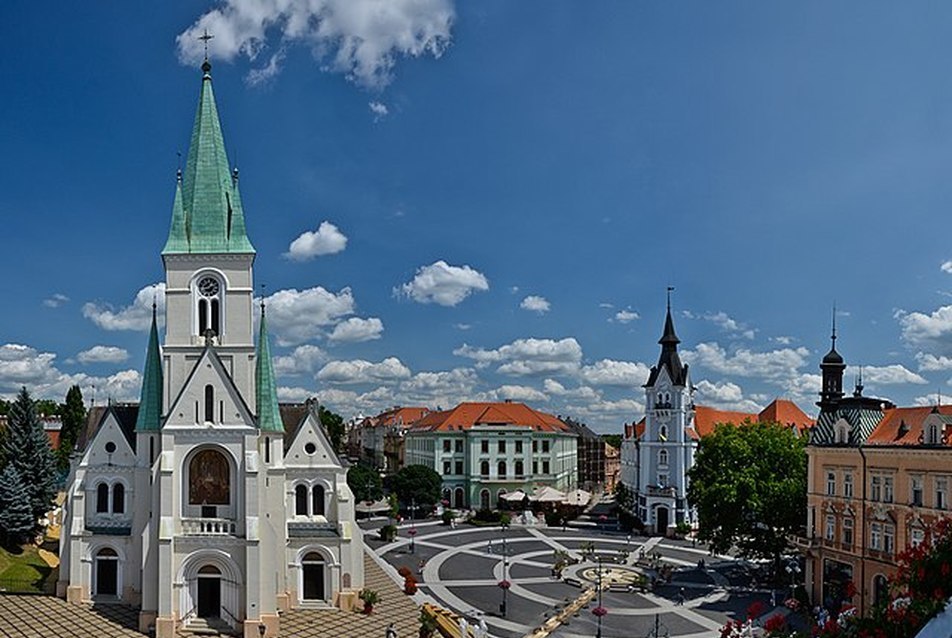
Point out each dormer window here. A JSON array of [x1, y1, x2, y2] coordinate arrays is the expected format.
[[927, 424, 940, 445], [836, 424, 849, 444], [194, 274, 223, 337]]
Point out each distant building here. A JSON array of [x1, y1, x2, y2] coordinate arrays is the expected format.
[[620, 301, 812, 535], [562, 417, 606, 490], [354, 406, 429, 473], [404, 401, 578, 510], [604, 442, 620, 492], [798, 326, 952, 616]]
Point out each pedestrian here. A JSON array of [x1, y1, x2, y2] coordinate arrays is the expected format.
[[676, 587, 685, 606], [418, 558, 426, 574], [486, 539, 493, 554], [770, 589, 777, 608], [385, 622, 398, 638], [458, 615, 469, 638]]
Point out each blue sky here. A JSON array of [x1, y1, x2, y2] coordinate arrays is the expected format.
[[3, 2, 952, 432]]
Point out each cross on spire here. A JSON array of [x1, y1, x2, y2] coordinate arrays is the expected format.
[[199, 29, 214, 61]]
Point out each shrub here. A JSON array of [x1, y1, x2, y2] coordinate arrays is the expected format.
[[545, 511, 563, 527], [441, 509, 456, 525], [378, 525, 397, 541], [675, 521, 692, 536]]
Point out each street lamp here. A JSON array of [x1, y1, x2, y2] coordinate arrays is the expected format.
[[498, 523, 510, 617], [592, 556, 608, 638], [409, 498, 419, 553], [785, 561, 801, 599]]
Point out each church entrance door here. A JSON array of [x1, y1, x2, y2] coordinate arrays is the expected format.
[[95, 548, 118, 597], [196, 566, 221, 618], [656, 506, 669, 536], [302, 553, 325, 601]]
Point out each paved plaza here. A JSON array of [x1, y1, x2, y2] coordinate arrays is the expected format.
[[366, 519, 790, 638]]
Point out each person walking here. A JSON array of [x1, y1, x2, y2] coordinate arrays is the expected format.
[[676, 587, 685, 606], [385, 622, 398, 638]]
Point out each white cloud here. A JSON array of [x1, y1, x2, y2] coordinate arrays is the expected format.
[[262, 286, 355, 345], [246, 48, 285, 85], [454, 323, 471, 331], [613, 310, 639, 323], [942, 261, 952, 274], [897, 306, 952, 354], [454, 337, 582, 376], [683, 342, 811, 383], [77, 346, 130, 365], [396, 260, 488, 306], [277, 386, 316, 402], [83, 283, 166, 331], [564, 397, 645, 420], [543, 379, 600, 401], [848, 364, 927, 386], [492, 385, 548, 403], [317, 357, 411, 384], [771, 336, 794, 345], [43, 293, 69, 308], [285, 221, 348, 260], [694, 379, 762, 412], [328, 317, 384, 343], [579, 359, 651, 387], [401, 368, 478, 395], [914, 394, 940, 407], [916, 353, 952, 372], [177, 0, 455, 89], [782, 373, 823, 403], [273, 345, 328, 376], [520, 295, 550, 314], [369, 101, 389, 121]]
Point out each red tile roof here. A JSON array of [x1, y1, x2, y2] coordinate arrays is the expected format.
[[625, 399, 813, 441], [362, 406, 430, 428], [866, 405, 952, 446], [409, 402, 570, 433]]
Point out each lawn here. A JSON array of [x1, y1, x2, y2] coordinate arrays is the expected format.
[[0, 544, 56, 593]]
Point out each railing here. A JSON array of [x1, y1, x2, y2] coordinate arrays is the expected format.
[[645, 486, 676, 497], [221, 606, 241, 628], [181, 517, 238, 536]]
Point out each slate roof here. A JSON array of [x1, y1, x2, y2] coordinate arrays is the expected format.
[[78, 404, 139, 452], [645, 306, 689, 387], [408, 401, 571, 433]]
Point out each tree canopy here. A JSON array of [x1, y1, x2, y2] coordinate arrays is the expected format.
[[318, 405, 345, 453], [687, 420, 806, 563], [57, 385, 86, 472], [347, 462, 382, 502], [390, 464, 442, 508], [3, 388, 58, 527]]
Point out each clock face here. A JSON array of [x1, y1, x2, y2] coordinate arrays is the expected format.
[[198, 277, 220, 297]]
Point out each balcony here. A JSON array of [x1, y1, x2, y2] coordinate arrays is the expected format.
[[181, 517, 239, 536], [287, 521, 339, 538], [645, 486, 676, 498]]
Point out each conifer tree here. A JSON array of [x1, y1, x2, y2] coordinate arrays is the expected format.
[[3, 388, 57, 528], [0, 465, 35, 545], [57, 385, 86, 472]]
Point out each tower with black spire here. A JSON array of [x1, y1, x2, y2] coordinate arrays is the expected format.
[[818, 309, 846, 412]]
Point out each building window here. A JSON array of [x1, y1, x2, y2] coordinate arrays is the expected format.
[[826, 471, 836, 496], [498, 440, 506, 453], [455, 440, 463, 453], [884, 524, 895, 554], [455, 461, 463, 475], [515, 460, 524, 477], [443, 461, 452, 475], [112, 483, 125, 514], [515, 441, 523, 453], [295, 484, 308, 516], [443, 440, 451, 453], [927, 424, 940, 445], [910, 527, 925, 547], [96, 483, 110, 513], [825, 516, 835, 541], [195, 275, 222, 337], [842, 518, 853, 546], [481, 441, 489, 454], [870, 522, 882, 551], [883, 477, 894, 503], [497, 461, 507, 479], [311, 485, 325, 516], [542, 460, 550, 475], [658, 450, 669, 466], [480, 461, 490, 478], [659, 426, 668, 441], [937, 478, 948, 510], [542, 440, 550, 453], [843, 473, 853, 498], [658, 473, 668, 488], [911, 476, 923, 507], [532, 461, 538, 475], [871, 476, 882, 502], [836, 424, 849, 444], [204, 385, 215, 423]]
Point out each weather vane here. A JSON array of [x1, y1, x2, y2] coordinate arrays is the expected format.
[[199, 29, 214, 60]]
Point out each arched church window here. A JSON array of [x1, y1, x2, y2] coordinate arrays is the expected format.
[[96, 483, 109, 513], [188, 449, 230, 505], [659, 450, 669, 466], [204, 385, 215, 423], [312, 485, 325, 516], [295, 485, 308, 516], [112, 483, 125, 514], [659, 425, 668, 441], [195, 275, 222, 337]]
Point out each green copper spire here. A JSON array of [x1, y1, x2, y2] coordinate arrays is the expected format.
[[162, 60, 255, 255], [255, 304, 283, 432], [135, 302, 164, 431]]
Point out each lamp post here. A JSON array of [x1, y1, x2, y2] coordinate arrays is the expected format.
[[592, 556, 607, 638], [498, 523, 510, 617], [409, 498, 419, 553], [785, 562, 801, 599]]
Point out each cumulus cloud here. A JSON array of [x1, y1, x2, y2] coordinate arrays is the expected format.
[[454, 337, 582, 376], [695, 379, 762, 412], [43, 293, 69, 308], [520, 295, 551, 314], [262, 286, 355, 345], [77, 346, 130, 365], [369, 100, 389, 121], [683, 342, 811, 383], [613, 310, 639, 323], [848, 364, 927, 386], [328, 317, 384, 343], [396, 260, 488, 306], [563, 397, 645, 420], [285, 221, 348, 260], [83, 283, 166, 331], [0, 343, 141, 402], [916, 353, 952, 372], [492, 385, 548, 403], [317, 357, 411, 384], [401, 368, 478, 395], [897, 306, 952, 354], [177, 0, 455, 89], [942, 261, 952, 274], [273, 345, 328, 376], [579, 359, 651, 387], [543, 379, 600, 401], [686, 311, 755, 339]]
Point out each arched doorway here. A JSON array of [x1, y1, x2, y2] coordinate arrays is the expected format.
[[655, 506, 669, 535], [873, 574, 888, 607], [196, 565, 221, 618], [301, 552, 325, 601], [454, 487, 464, 509], [94, 547, 119, 597], [480, 489, 490, 510]]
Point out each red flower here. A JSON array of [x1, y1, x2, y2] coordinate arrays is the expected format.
[[764, 613, 787, 631], [746, 600, 766, 619], [592, 606, 608, 618], [497, 579, 511, 590]]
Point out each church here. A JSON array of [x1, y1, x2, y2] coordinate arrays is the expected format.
[[57, 59, 364, 638]]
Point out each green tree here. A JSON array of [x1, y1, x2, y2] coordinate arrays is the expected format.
[[3, 388, 58, 528], [390, 464, 442, 508], [347, 463, 382, 502], [57, 385, 86, 472], [34, 399, 59, 417], [687, 420, 806, 568], [318, 405, 345, 453], [0, 465, 36, 545], [602, 434, 622, 449]]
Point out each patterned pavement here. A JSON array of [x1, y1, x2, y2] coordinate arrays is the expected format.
[[0, 553, 421, 638]]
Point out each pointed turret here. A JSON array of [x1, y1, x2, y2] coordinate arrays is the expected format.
[[818, 307, 846, 410], [162, 60, 254, 255], [135, 303, 164, 431], [645, 289, 689, 387], [255, 304, 283, 432]]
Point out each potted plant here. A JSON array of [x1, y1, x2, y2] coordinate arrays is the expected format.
[[419, 609, 439, 638], [358, 588, 380, 614], [404, 575, 418, 595]]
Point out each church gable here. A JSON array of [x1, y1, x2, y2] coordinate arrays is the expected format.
[[82, 410, 136, 467], [164, 346, 255, 428], [285, 410, 342, 469]]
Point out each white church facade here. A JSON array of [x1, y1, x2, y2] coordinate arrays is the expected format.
[[57, 59, 364, 638]]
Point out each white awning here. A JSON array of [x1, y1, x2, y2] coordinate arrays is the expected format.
[[562, 489, 591, 506], [531, 486, 566, 502], [500, 490, 527, 502]]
